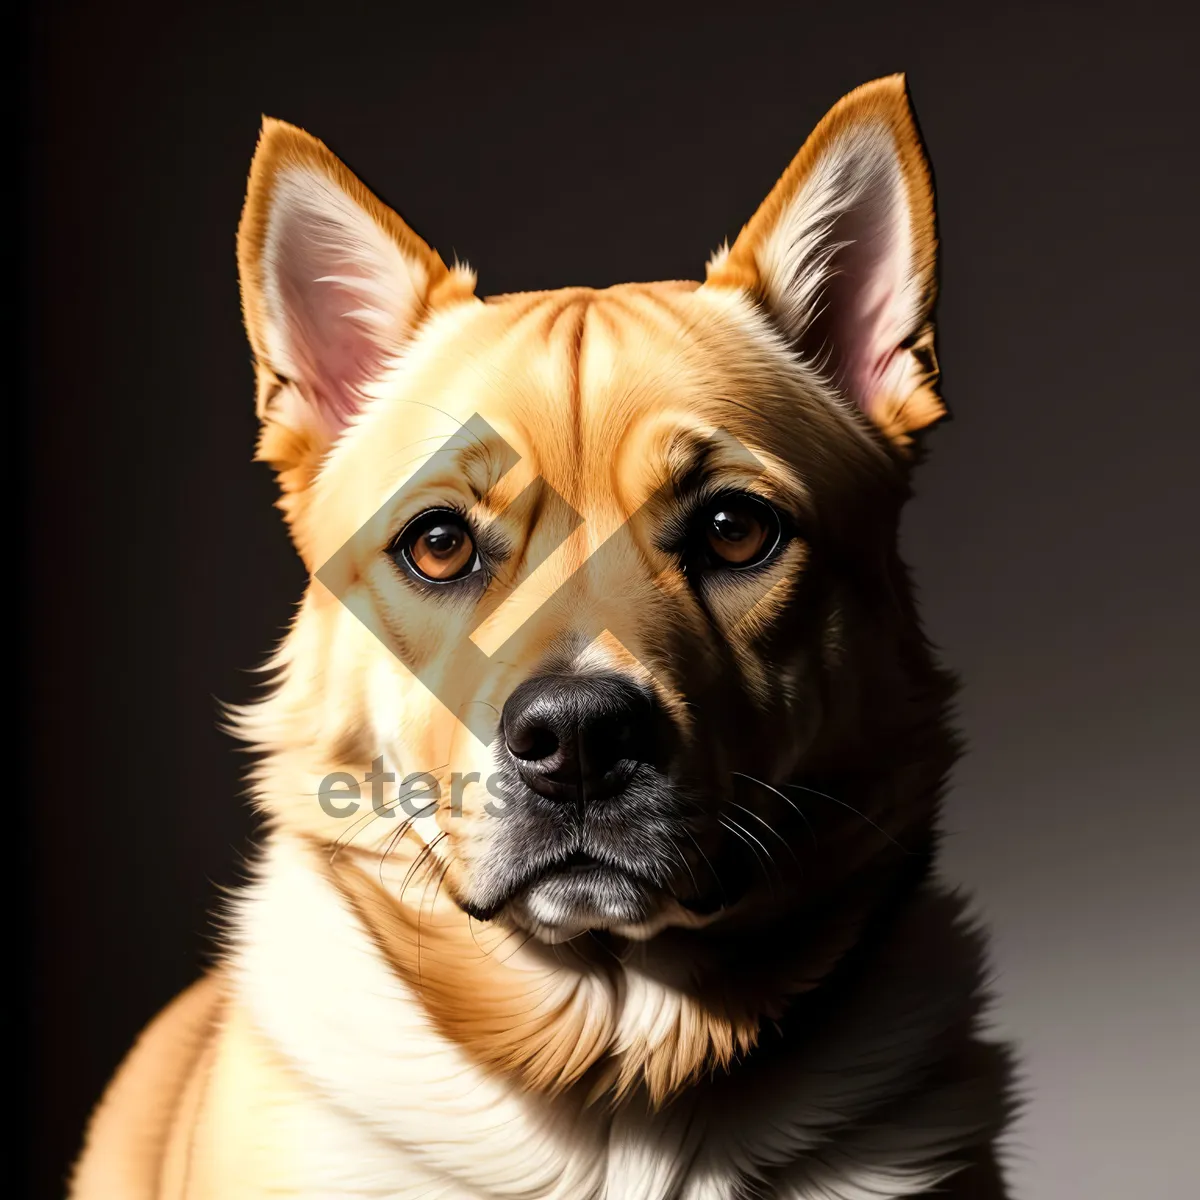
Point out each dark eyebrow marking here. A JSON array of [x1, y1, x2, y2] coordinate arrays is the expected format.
[[666, 429, 720, 499], [662, 425, 813, 524]]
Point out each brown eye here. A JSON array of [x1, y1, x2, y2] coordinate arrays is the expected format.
[[394, 510, 480, 583], [702, 493, 781, 568]]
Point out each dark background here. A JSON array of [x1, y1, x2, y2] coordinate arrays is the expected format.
[[24, 1, 1199, 1195]]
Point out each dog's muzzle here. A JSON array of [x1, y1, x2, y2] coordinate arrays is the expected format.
[[463, 671, 684, 934]]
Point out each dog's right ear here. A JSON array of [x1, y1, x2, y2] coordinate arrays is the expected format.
[[237, 118, 476, 550]]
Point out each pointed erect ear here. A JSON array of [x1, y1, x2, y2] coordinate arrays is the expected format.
[[704, 75, 943, 446], [237, 119, 477, 524]]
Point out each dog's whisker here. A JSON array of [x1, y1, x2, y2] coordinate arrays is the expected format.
[[721, 814, 777, 871], [494, 929, 538, 967], [782, 781, 912, 855], [719, 815, 777, 893], [665, 839, 703, 900], [481, 922, 528, 961], [384, 398, 491, 451], [332, 801, 408, 864], [732, 771, 818, 853], [328, 760, 451, 864], [397, 831, 445, 901], [428, 856, 454, 918], [466, 911, 521, 960], [415, 838, 452, 985], [681, 827, 726, 907], [376, 814, 422, 888], [724, 797, 802, 869]]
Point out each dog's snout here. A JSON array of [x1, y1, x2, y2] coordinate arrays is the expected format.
[[501, 674, 656, 801]]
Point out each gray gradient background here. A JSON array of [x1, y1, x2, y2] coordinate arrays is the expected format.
[[25, 1, 1199, 1195]]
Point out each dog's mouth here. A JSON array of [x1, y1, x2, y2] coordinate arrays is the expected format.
[[470, 851, 663, 938]]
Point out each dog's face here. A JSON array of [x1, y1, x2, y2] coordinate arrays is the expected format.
[[237, 76, 944, 944]]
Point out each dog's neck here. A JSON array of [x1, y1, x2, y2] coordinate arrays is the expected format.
[[318, 788, 935, 1109]]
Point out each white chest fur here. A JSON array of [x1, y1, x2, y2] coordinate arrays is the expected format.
[[229, 837, 1000, 1199]]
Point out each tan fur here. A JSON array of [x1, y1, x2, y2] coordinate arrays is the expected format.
[[73, 77, 1009, 1199], [71, 976, 226, 1198]]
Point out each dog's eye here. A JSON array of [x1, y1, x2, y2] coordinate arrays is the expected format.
[[392, 509, 481, 583], [698, 493, 782, 570]]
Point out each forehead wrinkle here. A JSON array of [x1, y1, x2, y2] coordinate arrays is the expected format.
[[622, 286, 722, 351], [456, 437, 524, 506], [555, 297, 587, 487], [578, 292, 710, 450], [483, 298, 590, 499]]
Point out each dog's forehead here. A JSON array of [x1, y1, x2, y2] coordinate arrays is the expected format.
[[323, 279, 877, 540], [410, 287, 772, 471], [462, 281, 740, 489]]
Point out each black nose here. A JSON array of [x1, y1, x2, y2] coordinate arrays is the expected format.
[[501, 674, 657, 801]]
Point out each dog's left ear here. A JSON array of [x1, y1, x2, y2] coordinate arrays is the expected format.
[[237, 118, 477, 548], [704, 75, 942, 446]]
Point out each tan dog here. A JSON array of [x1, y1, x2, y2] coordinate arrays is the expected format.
[[72, 75, 1012, 1199]]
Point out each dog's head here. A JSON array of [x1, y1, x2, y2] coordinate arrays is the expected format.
[[236, 75, 950, 950]]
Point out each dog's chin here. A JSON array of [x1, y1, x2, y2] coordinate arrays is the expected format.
[[507, 862, 662, 942]]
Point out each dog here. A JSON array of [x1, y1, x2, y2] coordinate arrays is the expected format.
[[71, 74, 1013, 1198]]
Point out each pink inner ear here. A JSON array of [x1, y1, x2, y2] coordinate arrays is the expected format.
[[797, 180, 915, 420], [263, 168, 423, 437], [276, 264, 383, 432]]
